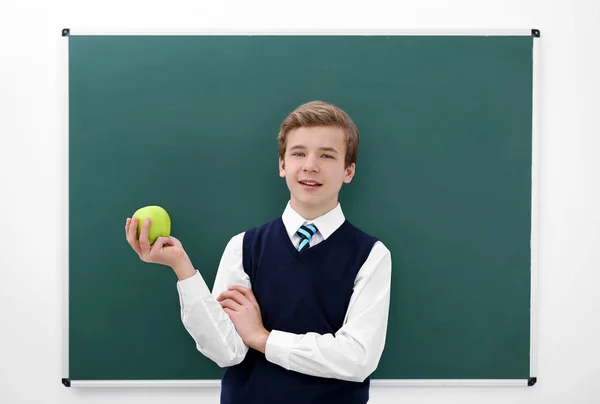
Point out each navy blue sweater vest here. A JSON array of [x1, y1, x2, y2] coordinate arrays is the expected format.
[[220, 217, 378, 404]]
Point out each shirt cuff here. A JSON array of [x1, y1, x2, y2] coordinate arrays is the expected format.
[[265, 330, 301, 370], [176, 270, 211, 307]]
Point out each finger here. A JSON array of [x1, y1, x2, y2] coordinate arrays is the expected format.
[[128, 217, 139, 240], [126, 217, 143, 258], [153, 237, 173, 248], [218, 291, 242, 304], [216, 290, 230, 302], [219, 290, 252, 306], [126, 218, 133, 238], [226, 287, 256, 308], [220, 298, 242, 312], [139, 217, 151, 255], [229, 285, 259, 307], [217, 288, 246, 301]]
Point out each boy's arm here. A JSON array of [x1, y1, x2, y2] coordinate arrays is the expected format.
[[265, 241, 392, 383], [176, 233, 250, 367]]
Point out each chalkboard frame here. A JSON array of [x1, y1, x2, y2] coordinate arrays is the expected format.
[[60, 28, 541, 388]]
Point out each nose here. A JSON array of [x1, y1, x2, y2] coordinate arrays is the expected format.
[[302, 153, 320, 173]]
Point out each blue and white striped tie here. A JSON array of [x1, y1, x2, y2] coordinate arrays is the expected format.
[[297, 224, 318, 251]]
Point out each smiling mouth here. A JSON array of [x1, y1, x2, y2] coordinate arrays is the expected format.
[[299, 181, 322, 187]]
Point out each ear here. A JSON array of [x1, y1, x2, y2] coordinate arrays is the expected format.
[[343, 163, 356, 184], [279, 157, 286, 178]]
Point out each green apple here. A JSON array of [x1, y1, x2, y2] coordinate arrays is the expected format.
[[133, 205, 171, 245]]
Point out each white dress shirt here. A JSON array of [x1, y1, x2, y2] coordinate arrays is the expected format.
[[176, 202, 392, 383]]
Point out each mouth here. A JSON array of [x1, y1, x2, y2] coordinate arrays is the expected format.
[[298, 180, 322, 188]]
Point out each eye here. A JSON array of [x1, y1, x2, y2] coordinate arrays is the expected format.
[[322, 154, 334, 159], [292, 152, 305, 157]]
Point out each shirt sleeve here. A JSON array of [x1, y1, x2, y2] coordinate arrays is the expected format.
[[264, 241, 392, 382], [176, 232, 250, 368]]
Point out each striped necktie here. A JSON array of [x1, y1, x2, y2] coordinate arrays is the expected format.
[[297, 224, 318, 251]]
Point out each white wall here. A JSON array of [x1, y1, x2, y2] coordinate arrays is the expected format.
[[1, 0, 599, 403]]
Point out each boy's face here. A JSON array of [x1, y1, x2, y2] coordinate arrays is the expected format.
[[279, 126, 355, 217]]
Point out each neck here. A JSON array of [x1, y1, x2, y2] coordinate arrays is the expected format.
[[290, 199, 338, 221]]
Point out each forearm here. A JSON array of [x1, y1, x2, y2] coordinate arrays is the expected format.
[[248, 329, 270, 353], [265, 308, 388, 382], [177, 271, 249, 367], [171, 254, 197, 281]]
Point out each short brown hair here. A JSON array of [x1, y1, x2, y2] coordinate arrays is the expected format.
[[278, 101, 359, 167]]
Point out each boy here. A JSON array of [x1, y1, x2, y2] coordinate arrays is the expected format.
[[125, 101, 392, 403]]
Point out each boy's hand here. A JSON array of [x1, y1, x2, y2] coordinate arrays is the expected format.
[[217, 286, 270, 353], [125, 217, 194, 279]]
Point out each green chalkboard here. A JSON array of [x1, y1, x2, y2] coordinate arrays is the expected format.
[[65, 32, 537, 386]]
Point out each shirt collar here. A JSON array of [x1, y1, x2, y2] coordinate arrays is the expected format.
[[281, 201, 345, 241]]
